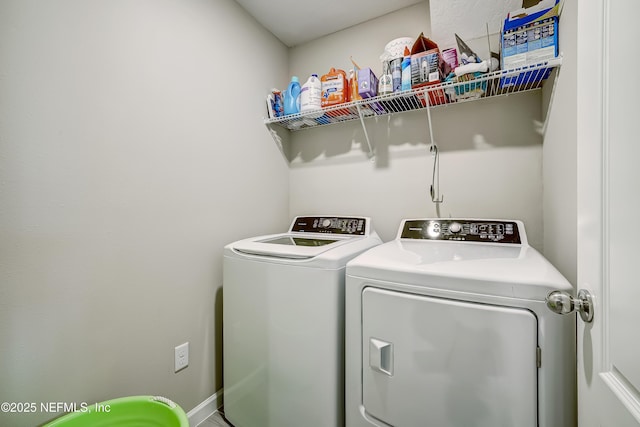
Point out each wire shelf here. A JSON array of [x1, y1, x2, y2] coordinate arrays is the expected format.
[[264, 58, 562, 131]]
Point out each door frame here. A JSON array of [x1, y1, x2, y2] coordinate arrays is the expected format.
[[576, 0, 640, 425]]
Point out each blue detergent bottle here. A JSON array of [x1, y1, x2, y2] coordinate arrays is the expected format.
[[284, 76, 301, 115], [401, 47, 412, 91]]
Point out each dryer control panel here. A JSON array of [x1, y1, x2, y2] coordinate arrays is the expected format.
[[291, 216, 368, 235], [400, 219, 522, 244]]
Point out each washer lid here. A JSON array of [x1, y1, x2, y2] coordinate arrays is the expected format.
[[232, 233, 355, 259], [228, 215, 376, 260], [346, 239, 572, 300]]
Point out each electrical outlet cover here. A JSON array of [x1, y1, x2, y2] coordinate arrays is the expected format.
[[174, 342, 189, 372]]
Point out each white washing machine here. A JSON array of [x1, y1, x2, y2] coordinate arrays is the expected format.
[[345, 218, 576, 427], [223, 216, 381, 427]]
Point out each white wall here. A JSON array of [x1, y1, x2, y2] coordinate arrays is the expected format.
[[542, 0, 578, 285], [0, 1, 288, 425], [288, 2, 545, 247]]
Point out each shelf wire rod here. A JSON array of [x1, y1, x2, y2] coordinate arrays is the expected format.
[[355, 103, 375, 160], [538, 60, 562, 136]]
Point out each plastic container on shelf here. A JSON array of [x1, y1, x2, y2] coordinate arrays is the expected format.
[[401, 47, 412, 91], [300, 74, 323, 118], [266, 89, 284, 119], [272, 89, 284, 117], [378, 61, 393, 96], [381, 37, 414, 61], [390, 58, 402, 92], [283, 76, 301, 115], [349, 69, 362, 102], [321, 68, 348, 107]]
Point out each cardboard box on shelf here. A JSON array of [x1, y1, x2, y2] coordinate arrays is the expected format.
[[501, 0, 559, 70], [408, 32, 451, 106], [499, 0, 560, 89], [411, 51, 442, 87], [357, 68, 378, 99], [409, 33, 449, 89]]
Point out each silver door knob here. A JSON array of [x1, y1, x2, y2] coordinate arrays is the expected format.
[[546, 289, 594, 323]]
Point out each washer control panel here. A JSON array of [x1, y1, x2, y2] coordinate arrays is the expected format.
[[400, 219, 521, 244], [291, 216, 367, 235]]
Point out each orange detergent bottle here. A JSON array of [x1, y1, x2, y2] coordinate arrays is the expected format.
[[349, 69, 362, 102], [321, 68, 348, 107]]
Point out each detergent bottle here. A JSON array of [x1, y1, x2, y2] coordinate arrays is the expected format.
[[300, 74, 322, 113], [401, 46, 412, 91], [378, 61, 393, 95], [283, 76, 301, 115], [321, 68, 348, 107], [349, 69, 362, 102]]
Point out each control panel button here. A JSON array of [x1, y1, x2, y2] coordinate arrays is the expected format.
[[449, 222, 462, 233]]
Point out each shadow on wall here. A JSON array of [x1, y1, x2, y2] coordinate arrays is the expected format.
[[284, 91, 542, 168]]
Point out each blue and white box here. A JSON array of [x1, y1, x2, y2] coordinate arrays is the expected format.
[[501, 0, 559, 69]]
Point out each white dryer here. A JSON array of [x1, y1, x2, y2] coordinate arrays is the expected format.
[[345, 218, 576, 427], [223, 216, 381, 427]]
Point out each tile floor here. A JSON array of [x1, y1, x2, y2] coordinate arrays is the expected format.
[[196, 409, 233, 426]]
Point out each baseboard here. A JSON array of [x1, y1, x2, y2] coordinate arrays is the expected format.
[[187, 389, 223, 427]]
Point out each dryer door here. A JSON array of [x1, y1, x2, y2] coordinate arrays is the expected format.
[[362, 288, 538, 427]]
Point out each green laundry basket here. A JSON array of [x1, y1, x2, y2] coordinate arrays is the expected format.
[[44, 395, 189, 427]]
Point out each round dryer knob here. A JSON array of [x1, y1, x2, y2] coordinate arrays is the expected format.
[[321, 218, 332, 228], [449, 222, 462, 233]]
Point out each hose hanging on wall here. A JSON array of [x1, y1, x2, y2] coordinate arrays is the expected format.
[[425, 91, 443, 218]]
